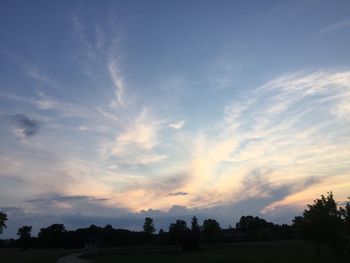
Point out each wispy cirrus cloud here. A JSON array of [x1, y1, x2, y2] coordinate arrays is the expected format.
[[110, 108, 167, 165], [88, 69, 350, 213], [72, 13, 126, 107], [108, 59, 126, 107], [27, 68, 62, 90], [170, 70, 350, 211], [72, 14, 96, 60], [319, 19, 350, 33], [0, 91, 112, 124], [331, 96, 350, 120], [0, 92, 87, 118], [3, 69, 349, 215]]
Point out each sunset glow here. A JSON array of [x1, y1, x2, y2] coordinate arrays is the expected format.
[[0, 0, 350, 238]]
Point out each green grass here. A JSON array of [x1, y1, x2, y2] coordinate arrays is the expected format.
[[0, 248, 78, 263], [81, 241, 350, 263]]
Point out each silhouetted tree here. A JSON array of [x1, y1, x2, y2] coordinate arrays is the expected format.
[[236, 215, 274, 241], [38, 224, 66, 248], [143, 217, 155, 235], [169, 219, 188, 244], [143, 217, 155, 244], [17, 225, 32, 249], [0, 211, 8, 235], [182, 216, 201, 251], [156, 228, 169, 246], [338, 197, 350, 251], [340, 198, 350, 227], [292, 216, 305, 239], [104, 224, 113, 230], [293, 192, 343, 250], [191, 216, 200, 233], [2, 192, 348, 250], [203, 219, 222, 243]]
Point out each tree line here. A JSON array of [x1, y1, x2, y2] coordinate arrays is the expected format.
[[0, 192, 349, 252]]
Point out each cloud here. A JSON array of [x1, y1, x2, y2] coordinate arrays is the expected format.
[[96, 107, 118, 122], [168, 192, 188, 196], [0, 92, 92, 119], [0, 188, 306, 239], [78, 126, 88, 131], [2, 67, 350, 238], [10, 114, 39, 138], [319, 19, 350, 33], [0, 172, 344, 239], [99, 70, 350, 213], [26, 195, 109, 203], [106, 171, 190, 212], [108, 59, 125, 107], [22, 193, 120, 219], [111, 108, 167, 165], [27, 68, 61, 90], [331, 97, 350, 120], [34, 92, 83, 116], [172, 70, 350, 211], [0, 92, 36, 105], [72, 15, 96, 59], [169, 120, 185, 129]]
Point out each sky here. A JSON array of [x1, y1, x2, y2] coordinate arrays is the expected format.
[[1, 0, 350, 238]]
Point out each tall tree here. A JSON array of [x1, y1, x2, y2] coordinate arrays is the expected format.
[[236, 215, 273, 240], [0, 211, 8, 235], [293, 192, 343, 248], [339, 197, 350, 247], [187, 216, 201, 251], [169, 219, 188, 243], [17, 225, 32, 249], [38, 224, 66, 248], [191, 216, 200, 232], [143, 217, 155, 235], [339, 198, 350, 225], [203, 219, 222, 243]]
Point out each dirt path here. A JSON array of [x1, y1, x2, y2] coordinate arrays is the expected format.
[[56, 253, 89, 263]]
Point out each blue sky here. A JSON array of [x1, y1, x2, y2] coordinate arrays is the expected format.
[[1, 0, 350, 238]]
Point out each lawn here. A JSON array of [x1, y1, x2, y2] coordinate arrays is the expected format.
[[0, 248, 78, 263], [80, 241, 350, 263]]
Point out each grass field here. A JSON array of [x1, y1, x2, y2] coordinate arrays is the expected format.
[[0, 248, 78, 263], [80, 241, 350, 263]]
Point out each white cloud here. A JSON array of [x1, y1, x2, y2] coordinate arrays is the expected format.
[[331, 95, 350, 120], [0, 92, 35, 104], [108, 59, 125, 107], [169, 120, 185, 129], [27, 68, 61, 90], [91, 69, 350, 211], [176, 70, 350, 210], [72, 15, 95, 59], [319, 19, 350, 33], [113, 109, 158, 152], [111, 108, 167, 165], [34, 92, 89, 118], [2, 68, 350, 218]]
